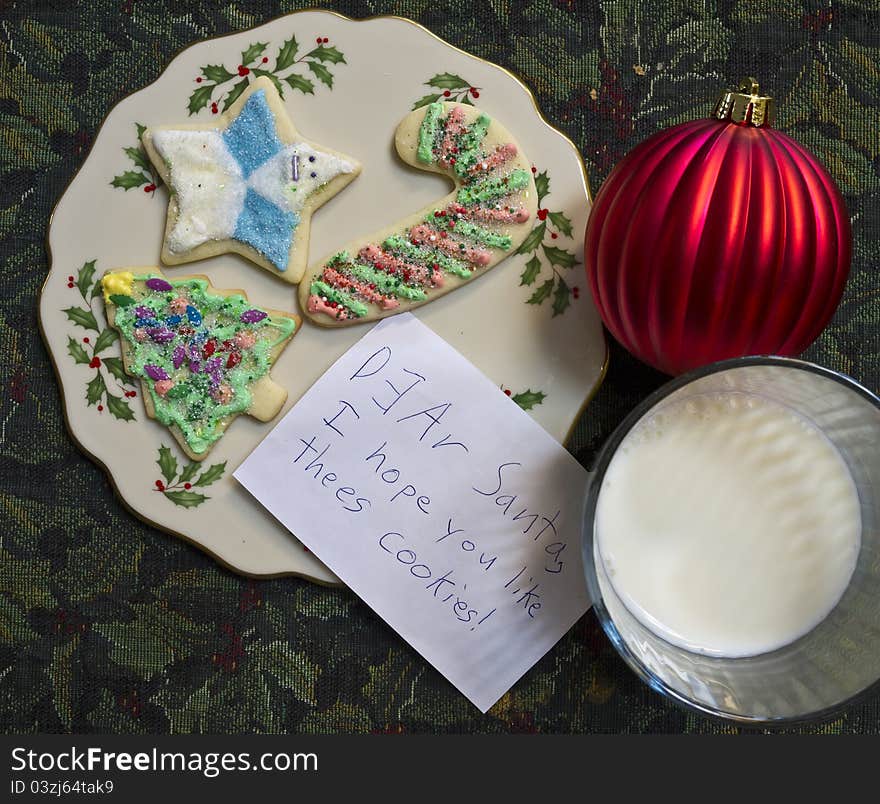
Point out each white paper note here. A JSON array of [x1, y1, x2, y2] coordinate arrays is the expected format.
[[234, 313, 590, 712]]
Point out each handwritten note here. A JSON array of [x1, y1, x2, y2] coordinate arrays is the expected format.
[[234, 313, 590, 712]]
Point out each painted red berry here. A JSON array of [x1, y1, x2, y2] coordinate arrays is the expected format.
[[155, 479, 165, 490], [471, 90, 480, 99], [537, 208, 548, 221], [211, 102, 219, 114], [531, 166, 537, 173], [89, 356, 101, 369], [443, 90, 451, 97], [573, 287, 580, 299], [144, 184, 156, 193], [261, 56, 268, 63], [504, 389, 512, 396], [67, 275, 74, 281], [323, 37, 329, 43], [67, 282, 74, 288], [551, 232, 558, 239], [97, 404, 103, 412], [82, 337, 90, 344], [196, 77, 202, 83], [316, 37, 322, 43], [184, 483, 192, 490], [237, 65, 249, 76]]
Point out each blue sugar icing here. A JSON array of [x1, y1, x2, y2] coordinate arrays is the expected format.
[[222, 90, 282, 178], [234, 188, 298, 271]]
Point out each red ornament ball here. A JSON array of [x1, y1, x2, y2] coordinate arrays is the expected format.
[[585, 79, 851, 376]]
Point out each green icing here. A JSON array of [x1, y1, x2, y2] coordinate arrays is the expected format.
[[383, 235, 472, 278], [417, 102, 444, 164], [344, 260, 428, 301], [456, 169, 531, 206], [453, 113, 491, 177], [310, 281, 370, 317], [111, 275, 295, 456], [427, 214, 513, 250]]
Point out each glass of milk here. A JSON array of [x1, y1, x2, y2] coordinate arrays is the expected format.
[[583, 356, 880, 724]]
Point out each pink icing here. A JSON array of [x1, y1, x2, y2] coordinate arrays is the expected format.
[[212, 383, 234, 404], [322, 266, 399, 310], [447, 204, 530, 224], [169, 296, 188, 315], [154, 379, 174, 397], [358, 245, 438, 287], [308, 294, 352, 320], [234, 330, 257, 350], [437, 106, 466, 166], [468, 142, 518, 174], [410, 224, 491, 267]]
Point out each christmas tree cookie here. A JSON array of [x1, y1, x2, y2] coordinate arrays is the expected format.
[[142, 76, 360, 284], [299, 101, 537, 325], [101, 270, 299, 460]]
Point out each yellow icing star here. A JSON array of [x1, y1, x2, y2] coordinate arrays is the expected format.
[[101, 271, 135, 302]]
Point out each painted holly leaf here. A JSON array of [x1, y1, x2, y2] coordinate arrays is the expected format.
[[135, 122, 147, 140], [194, 462, 226, 487], [528, 278, 554, 305], [284, 74, 315, 95], [123, 146, 150, 172], [110, 170, 149, 190], [517, 222, 546, 254], [67, 336, 89, 365], [520, 255, 541, 286], [165, 490, 210, 508], [460, 95, 474, 106], [552, 277, 572, 316], [241, 41, 268, 66], [92, 328, 118, 354], [223, 78, 249, 111], [86, 373, 105, 405], [547, 210, 573, 238], [412, 93, 441, 110], [76, 260, 96, 299], [157, 445, 178, 484], [534, 170, 550, 205], [427, 73, 470, 89], [202, 64, 234, 84], [106, 393, 135, 421], [305, 45, 345, 64], [252, 68, 285, 98], [274, 36, 299, 71], [188, 84, 215, 115], [179, 462, 201, 483], [307, 61, 333, 89], [64, 306, 99, 331], [543, 245, 578, 269], [512, 389, 546, 410], [102, 356, 130, 384]]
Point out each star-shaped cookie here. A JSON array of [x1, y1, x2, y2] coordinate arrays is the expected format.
[[142, 76, 360, 284]]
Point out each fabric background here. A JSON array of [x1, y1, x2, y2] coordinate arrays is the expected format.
[[2, 0, 878, 734]]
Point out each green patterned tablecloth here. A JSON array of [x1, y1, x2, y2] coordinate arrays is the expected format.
[[2, 0, 878, 734]]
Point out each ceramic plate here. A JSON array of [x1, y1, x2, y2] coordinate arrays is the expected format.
[[40, 11, 607, 585]]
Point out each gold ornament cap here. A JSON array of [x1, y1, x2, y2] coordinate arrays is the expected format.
[[712, 78, 775, 127]]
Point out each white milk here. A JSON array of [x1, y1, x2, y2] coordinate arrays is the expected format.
[[595, 392, 861, 657]]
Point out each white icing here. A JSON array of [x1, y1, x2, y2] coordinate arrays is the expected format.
[[247, 144, 356, 215], [151, 129, 356, 258], [151, 130, 245, 253]]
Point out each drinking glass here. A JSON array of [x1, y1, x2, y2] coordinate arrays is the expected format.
[[582, 356, 880, 725]]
